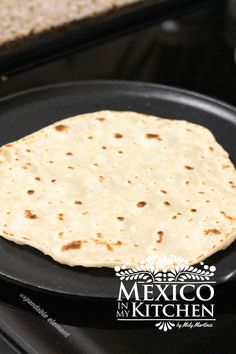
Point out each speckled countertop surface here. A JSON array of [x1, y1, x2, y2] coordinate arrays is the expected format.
[[0, 0, 142, 45]]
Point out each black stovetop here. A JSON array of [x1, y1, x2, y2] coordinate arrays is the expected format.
[[1, 276, 236, 354], [0, 2, 236, 353]]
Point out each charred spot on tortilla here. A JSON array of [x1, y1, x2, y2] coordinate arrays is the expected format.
[[75, 200, 82, 205], [58, 213, 64, 221], [27, 190, 35, 195], [156, 231, 164, 243], [204, 229, 221, 235], [55, 124, 69, 132], [145, 133, 162, 141], [62, 240, 82, 251], [24, 210, 38, 219], [114, 133, 123, 139], [137, 201, 147, 208]]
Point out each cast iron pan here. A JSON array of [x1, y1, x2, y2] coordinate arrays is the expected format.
[[0, 81, 235, 299]]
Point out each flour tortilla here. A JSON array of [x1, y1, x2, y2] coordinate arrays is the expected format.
[[0, 110, 235, 268]]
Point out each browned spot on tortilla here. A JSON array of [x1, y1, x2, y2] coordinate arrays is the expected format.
[[106, 244, 113, 251], [5, 144, 13, 147], [117, 216, 125, 221], [96, 117, 105, 121], [58, 232, 64, 238], [55, 124, 69, 132], [24, 210, 38, 219], [95, 239, 113, 251], [88, 136, 94, 140], [22, 162, 31, 169], [229, 181, 236, 189], [68, 166, 74, 169], [160, 190, 167, 194], [6, 212, 11, 215], [206, 200, 210, 203], [62, 240, 82, 251], [221, 211, 236, 221], [223, 165, 230, 169], [118, 151, 123, 154], [209, 146, 214, 152], [93, 163, 99, 166], [102, 146, 107, 150], [145, 133, 162, 141], [98, 176, 105, 183], [196, 254, 204, 260], [51, 179, 56, 183], [128, 180, 132, 184], [164, 201, 171, 206], [172, 215, 177, 219], [198, 191, 204, 194], [204, 229, 221, 235], [94, 239, 123, 251], [35, 177, 41, 181], [26, 149, 31, 152], [66, 152, 73, 156], [58, 213, 64, 221], [114, 133, 123, 139], [186, 128, 192, 132], [185, 165, 194, 170], [156, 231, 164, 243], [27, 190, 35, 195], [185, 181, 190, 185], [15, 158, 19, 161], [47, 161, 54, 164], [96, 232, 103, 238], [134, 244, 139, 247], [82, 211, 89, 215], [137, 201, 147, 208], [191, 208, 197, 213], [75, 200, 82, 205]]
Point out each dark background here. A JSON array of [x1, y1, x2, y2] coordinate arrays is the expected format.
[[0, 2, 235, 105]]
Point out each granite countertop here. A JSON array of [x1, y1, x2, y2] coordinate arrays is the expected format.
[[0, 0, 142, 46]]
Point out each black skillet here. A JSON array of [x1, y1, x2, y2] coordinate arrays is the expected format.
[[0, 81, 235, 299]]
